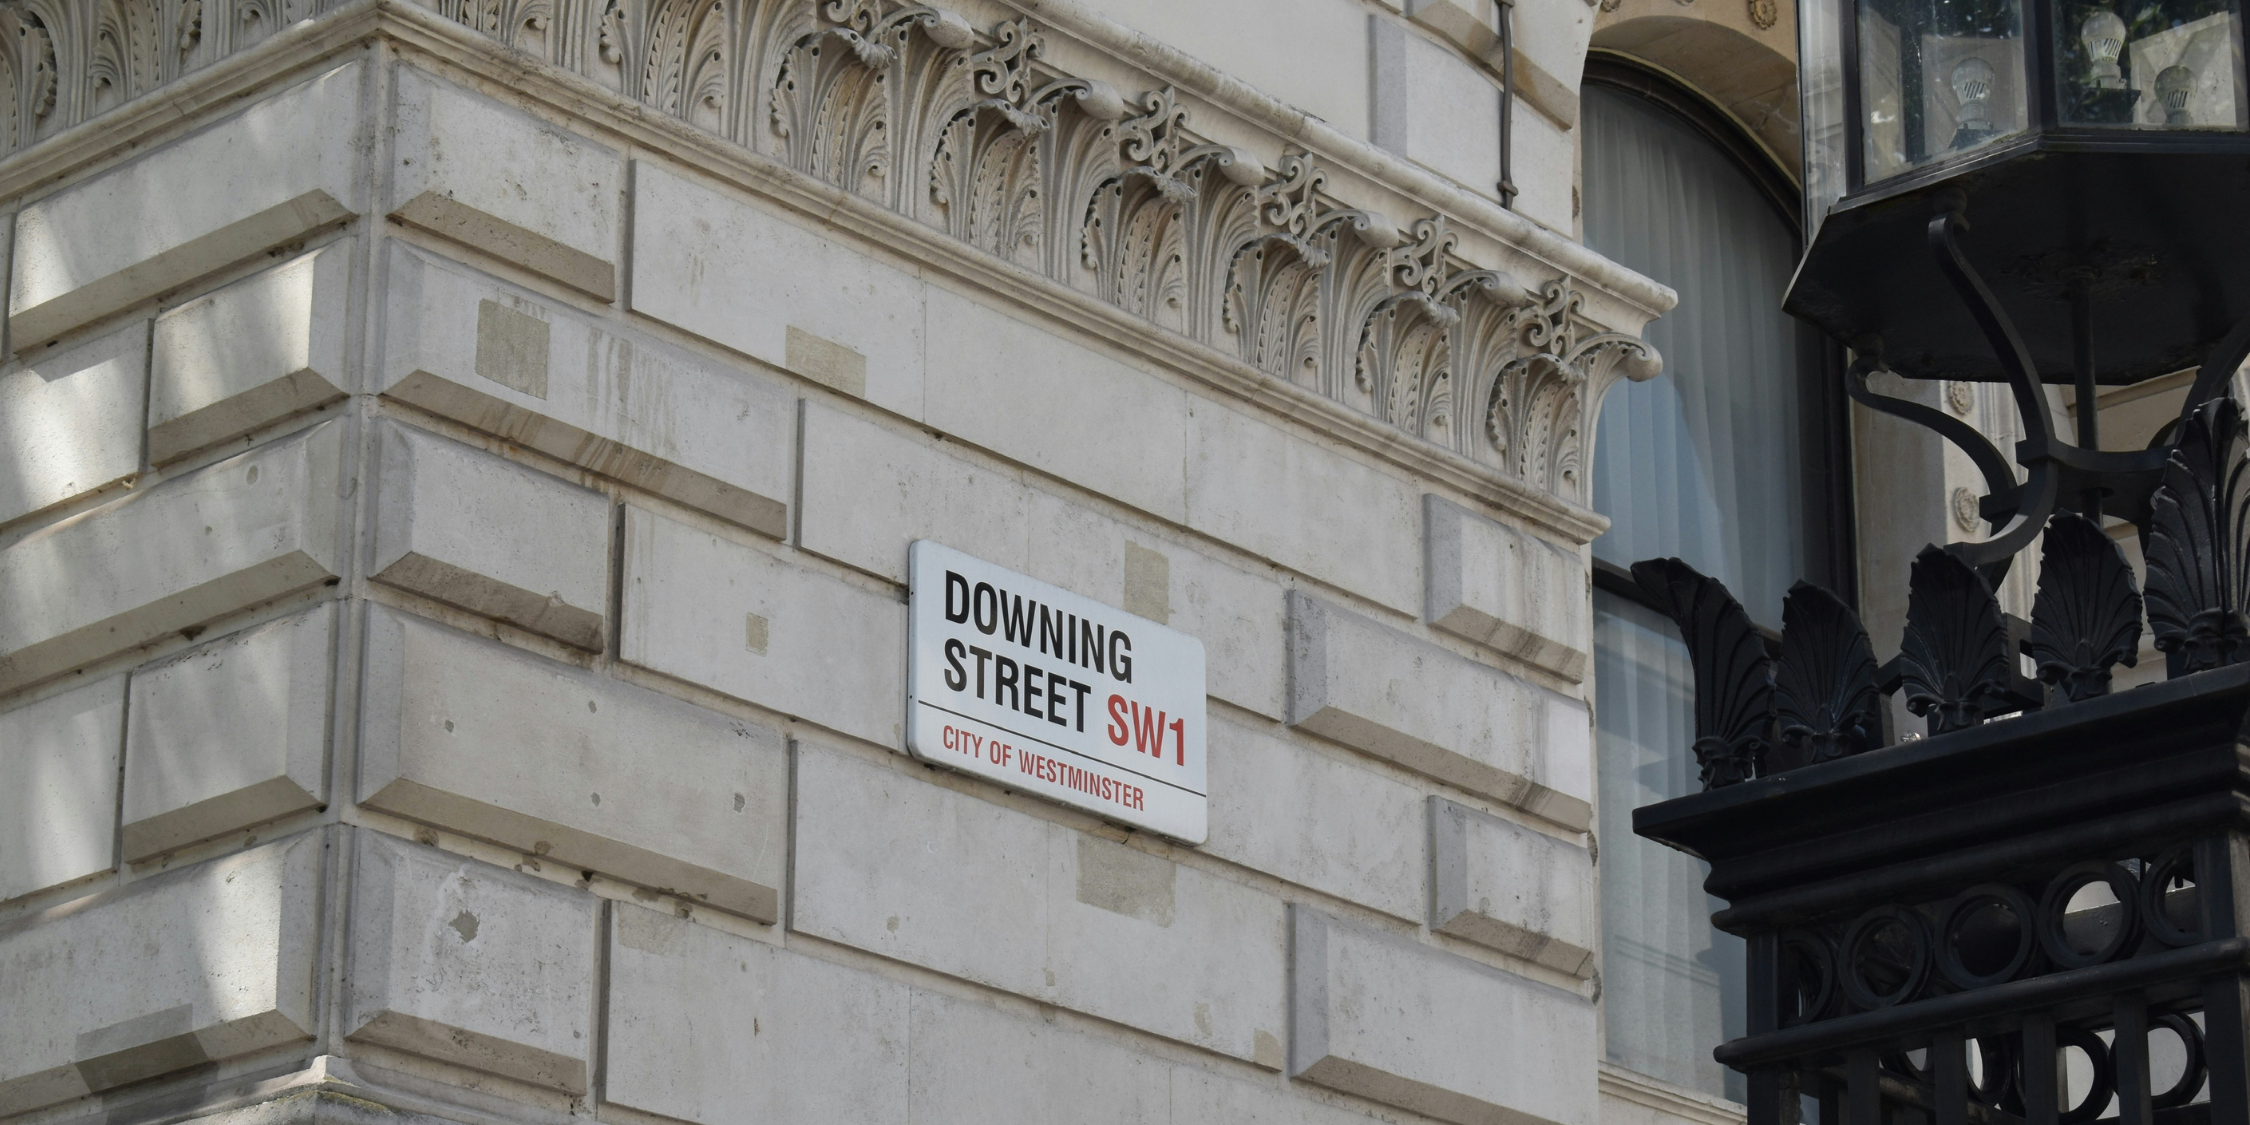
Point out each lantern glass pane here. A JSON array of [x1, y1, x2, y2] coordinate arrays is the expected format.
[[1860, 0, 2029, 180], [2056, 0, 2248, 127], [1804, 0, 1849, 238]]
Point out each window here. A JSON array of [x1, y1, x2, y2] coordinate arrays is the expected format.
[[1581, 64, 1852, 1103]]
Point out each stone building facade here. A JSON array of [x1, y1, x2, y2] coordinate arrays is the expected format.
[[0, 1, 1804, 1125]]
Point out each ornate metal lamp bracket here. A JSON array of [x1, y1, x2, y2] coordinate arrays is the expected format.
[[1843, 351, 2018, 521], [1851, 202, 2196, 575]]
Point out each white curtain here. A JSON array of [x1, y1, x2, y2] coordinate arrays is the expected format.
[[1584, 86, 1808, 627], [1595, 592, 1746, 1101], [1583, 84, 1810, 1104]]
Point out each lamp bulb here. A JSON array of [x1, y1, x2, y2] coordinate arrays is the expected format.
[[2080, 8, 2128, 89], [2157, 63, 2196, 124], [1951, 56, 1999, 128]]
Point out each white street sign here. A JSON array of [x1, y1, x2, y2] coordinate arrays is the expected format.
[[907, 540, 1208, 843]]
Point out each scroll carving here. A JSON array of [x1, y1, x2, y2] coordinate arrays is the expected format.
[[8, 0, 1661, 512]]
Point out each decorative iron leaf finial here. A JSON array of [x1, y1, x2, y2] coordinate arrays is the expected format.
[[1631, 558, 1773, 789], [2029, 512, 2143, 701], [2145, 396, 2250, 675], [1771, 582, 1882, 769], [1898, 546, 2015, 734]]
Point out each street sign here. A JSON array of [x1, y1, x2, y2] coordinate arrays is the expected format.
[[906, 540, 1207, 843]]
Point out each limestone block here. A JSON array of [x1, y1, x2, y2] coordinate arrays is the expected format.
[[1371, 28, 1503, 202], [1022, 491, 1287, 721], [0, 833, 320, 1116], [908, 987, 1169, 1122], [1290, 906, 1596, 1125], [373, 421, 611, 650], [924, 285, 1187, 522], [148, 244, 350, 467], [1370, 16, 1409, 152], [1170, 1066, 1399, 1125], [1048, 833, 1288, 1066], [347, 831, 595, 1092], [1407, 0, 1502, 56], [798, 400, 1033, 582], [122, 605, 332, 862], [379, 244, 791, 537], [1287, 592, 1591, 830], [0, 421, 343, 694], [1430, 797, 1594, 975], [0, 675, 124, 904], [0, 321, 148, 525], [1102, 0, 1371, 145], [619, 505, 903, 749], [359, 606, 788, 922], [390, 68, 620, 299], [1186, 403, 1422, 616], [792, 744, 1286, 1063], [604, 904, 910, 1125], [793, 743, 1046, 996], [10, 63, 362, 350], [1503, 0, 1591, 114], [629, 162, 924, 416], [1203, 717, 1423, 922], [1425, 495, 1590, 680], [1510, 107, 1577, 238], [798, 404, 1286, 719]]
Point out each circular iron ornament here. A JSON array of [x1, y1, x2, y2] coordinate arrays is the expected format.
[[2152, 1012, 2208, 1108], [2140, 848, 2201, 947], [1936, 884, 2037, 989], [1780, 933, 1837, 1026], [2057, 1026, 2117, 1125], [1840, 906, 1934, 1010], [2038, 862, 2142, 969], [1883, 1050, 1925, 1082], [1971, 1036, 2015, 1107]]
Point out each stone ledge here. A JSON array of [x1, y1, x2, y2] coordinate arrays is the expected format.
[[0, 675, 126, 904], [0, 832, 323, 1118], [1290, 905, 1597, 1125], [1426, 494, 1591, 681], [1287, 591, 1593, 830], [149, 243, 351, 468], [0, 421, 344, 696], [371, 421, 611, 651], [346, 831, 595, 1093], [358, 605, 788, 922], [379, 242, 792, 539], [123, 605, 333, 863], [1430, 795, 1595, 976], [390, 193, 614, 301]]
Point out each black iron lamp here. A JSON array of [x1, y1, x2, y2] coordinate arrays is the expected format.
[[1791, 0, 2250, 565], [1619, 1, 2250, 1116]]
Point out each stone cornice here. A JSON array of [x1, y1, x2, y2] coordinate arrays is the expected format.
[[0, 0, 1653, 544], [1007, 0, 1672, 320]]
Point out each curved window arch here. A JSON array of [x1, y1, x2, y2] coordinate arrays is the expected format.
[[1583, 59, 1851, 1104]]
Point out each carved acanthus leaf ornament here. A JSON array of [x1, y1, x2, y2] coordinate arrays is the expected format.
[[15, 0, 1661, 507]]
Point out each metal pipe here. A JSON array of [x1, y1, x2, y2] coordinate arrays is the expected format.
[[1496, 0, 1517, 208]]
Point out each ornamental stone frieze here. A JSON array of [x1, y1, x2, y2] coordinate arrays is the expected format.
[[0, 0, 1669, 514]]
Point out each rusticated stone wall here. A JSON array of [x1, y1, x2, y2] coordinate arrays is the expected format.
[[0, 4, 1680, 1125]]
